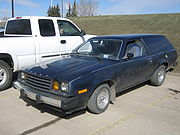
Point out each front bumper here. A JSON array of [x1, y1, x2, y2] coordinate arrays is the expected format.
[[13, 81, 86, 114]]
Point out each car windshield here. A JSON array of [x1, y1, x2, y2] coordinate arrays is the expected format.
[[73, 39, 122, 60]]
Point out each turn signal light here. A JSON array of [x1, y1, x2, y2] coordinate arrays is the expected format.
[[53, 81, 59, 90], [78, 89, 88, 94]]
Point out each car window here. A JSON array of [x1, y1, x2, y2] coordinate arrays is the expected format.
[[39, 19, 55, 36], [74, 39, 122, 60], [78, 41, 93, 52], [143, 36, 173, 53], [124, 40, 148, 58], [57, 20, 80, 36], [5, 19, 32, 35]]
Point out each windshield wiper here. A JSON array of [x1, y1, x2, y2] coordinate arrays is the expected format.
[[61, 52, 103, 60], [88, 54, 103, 60], [61, 52, 80, 56]]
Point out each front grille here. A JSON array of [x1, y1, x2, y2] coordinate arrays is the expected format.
[[24, 73, 52, 91]]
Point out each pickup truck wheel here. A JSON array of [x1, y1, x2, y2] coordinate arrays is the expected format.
[[0, 60, 13, 90], [150, 65, 166, 86], [88, 84, 110, 114]]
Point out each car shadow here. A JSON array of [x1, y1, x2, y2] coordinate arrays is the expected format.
[[21, 96, 87, 119]]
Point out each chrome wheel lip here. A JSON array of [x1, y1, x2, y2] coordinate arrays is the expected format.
[[97, 88, 109, 109], [0, 67, 7, 86], [157, 69, 165, 83]]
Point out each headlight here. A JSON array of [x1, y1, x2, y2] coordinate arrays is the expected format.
[[20, 72, 26, 80], [61, 82, 68, 92]]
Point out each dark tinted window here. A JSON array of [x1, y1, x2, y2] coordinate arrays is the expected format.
[[143, 36, 173, 53], [39, 19, 55, 36], [6, 19, 32, 35], [57, 20, 80, 36]]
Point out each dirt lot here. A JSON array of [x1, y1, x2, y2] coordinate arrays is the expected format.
[[0, 72, 180, 135]]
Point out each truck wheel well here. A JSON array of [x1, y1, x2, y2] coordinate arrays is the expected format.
[[93, 80, 114, 92], [0, 54, 14, 69], [103, 80, 114, 87], [90, 81, 116, 102], [95, 80, 115, 102], [162, 62, 168, 69]]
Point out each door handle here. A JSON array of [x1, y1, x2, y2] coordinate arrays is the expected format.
[[60, 40, 66, 44]]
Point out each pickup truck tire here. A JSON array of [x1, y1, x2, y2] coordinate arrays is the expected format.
[[150, 65, 166, 86], [0, 60, 13, 90], [88, 84, 110, 114]]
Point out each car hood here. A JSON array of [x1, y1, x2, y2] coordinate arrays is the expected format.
[[24, 56, 116, 82]]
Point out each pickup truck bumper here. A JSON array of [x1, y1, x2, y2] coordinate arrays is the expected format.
[[13, 81, 87, 114]]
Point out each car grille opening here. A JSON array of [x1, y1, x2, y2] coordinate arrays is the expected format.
[[23, 73, 52, 91]]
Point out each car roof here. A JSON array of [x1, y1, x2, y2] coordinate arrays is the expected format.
[[91, 34, 164, 40]]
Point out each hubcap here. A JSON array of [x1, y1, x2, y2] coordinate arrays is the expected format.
[[157, 69, 164, 83], [0, 67, 7, 86], [97, 88, 109, 109]]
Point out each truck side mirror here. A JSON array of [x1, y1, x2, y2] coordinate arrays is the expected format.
[[80, 30, 86, 36], [127, 53, 134, 59]]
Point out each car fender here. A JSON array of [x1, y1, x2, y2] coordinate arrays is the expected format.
[[88, 71, 117, 102]]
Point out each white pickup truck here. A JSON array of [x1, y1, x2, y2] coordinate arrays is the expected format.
[[0, 16, 94, 90]]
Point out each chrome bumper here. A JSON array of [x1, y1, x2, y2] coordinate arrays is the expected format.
[[13, 81, 61, 108]]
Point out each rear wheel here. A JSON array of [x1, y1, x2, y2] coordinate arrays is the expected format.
[[150, 65, 166, 86], [88, 84, 110, 114], [0, 60, 13, 90]]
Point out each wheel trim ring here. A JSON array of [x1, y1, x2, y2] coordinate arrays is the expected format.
[[157, 69, 164, 83], [0, 67, 7, 85], [97, 88, 109, 109]]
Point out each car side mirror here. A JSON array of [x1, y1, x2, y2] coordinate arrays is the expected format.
[[127, 53, 134, 59], [80, 30, 86, 36]]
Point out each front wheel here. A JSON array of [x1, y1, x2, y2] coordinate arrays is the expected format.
[[88, 84, 110, 114], [0, 60, 13, 90], [150, 65, 166, 86]]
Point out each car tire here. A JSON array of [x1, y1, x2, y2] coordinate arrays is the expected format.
[[0, 60, 13, 90], [150, 65, 166, 86], [88, 84, 110, 114]]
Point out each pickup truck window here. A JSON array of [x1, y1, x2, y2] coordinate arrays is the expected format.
[[39, 19, 55, 36], [5, 19, 32, 35], [124, 40, 148, 58], [57, 20, 80, 36]]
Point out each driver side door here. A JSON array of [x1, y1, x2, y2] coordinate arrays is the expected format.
[[119, 39, 152, 90]]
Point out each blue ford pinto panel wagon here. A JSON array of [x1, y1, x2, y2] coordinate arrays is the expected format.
[[14, 34, 178, 114]]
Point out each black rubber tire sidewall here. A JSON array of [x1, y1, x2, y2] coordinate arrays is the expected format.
[[88, 84, 110, 114], [150, 65, 166, 86], [0, 60, 13, 90]]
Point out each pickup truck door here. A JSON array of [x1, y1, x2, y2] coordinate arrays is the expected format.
[[37, 19, 63, 62], [57, 20, 84, 53], [118, 39, 152, 90]]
